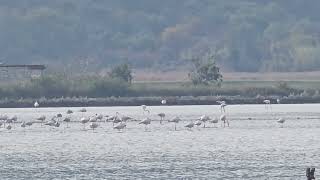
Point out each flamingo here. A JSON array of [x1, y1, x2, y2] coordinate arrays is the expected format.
[[113, 122, 126, 131], [139, 118, 151, 130], [185, 121, 194, 130], [277, 117, 285, 127], [168, 117, 181, 130], [217, 101, 227, 113], [263, 99, 271, 109], [79, 108, 87, 112], [141, 105, 150, 115], [96, 114, 104, 121], [80, 117, 90, 129], [157, 113, 165, 124], [209, 117, 219, 127], [89, 122, 99, 131], [89, 116, 98, 122], [194, 120, 202, 127], [63, 117, 71, 128], [199, 115, 211, 128], [34, 101, 39, 108], [37, 115, 46, 126], [121, 115, 133, 122], [220, 114, 229, 127], [161, 99, 167, 105]]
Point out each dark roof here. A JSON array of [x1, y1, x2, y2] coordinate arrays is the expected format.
[[0, 65, 46, 70]]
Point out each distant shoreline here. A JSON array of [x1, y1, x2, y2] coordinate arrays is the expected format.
[[0, 96, 319, 108]]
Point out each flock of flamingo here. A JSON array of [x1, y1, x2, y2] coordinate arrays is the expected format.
[[0, 99, 285, 132]]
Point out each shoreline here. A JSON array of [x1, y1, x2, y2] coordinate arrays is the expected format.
[[0, 96, 319, 108]]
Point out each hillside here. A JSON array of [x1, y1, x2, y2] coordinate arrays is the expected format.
[[1, 0, 320, 72]]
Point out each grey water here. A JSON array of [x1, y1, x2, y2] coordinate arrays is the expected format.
[[0, 104, 319, 179]]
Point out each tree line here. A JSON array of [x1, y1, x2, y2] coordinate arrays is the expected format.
[[1, 0, 320, 72]]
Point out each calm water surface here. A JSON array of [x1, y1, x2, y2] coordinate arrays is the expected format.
[[0, 104, 319, 179]]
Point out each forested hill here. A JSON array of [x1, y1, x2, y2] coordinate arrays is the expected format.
[[1, 0, 320, 72]]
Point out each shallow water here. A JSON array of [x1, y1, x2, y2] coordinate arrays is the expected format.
[[0, 104, 319, 179]]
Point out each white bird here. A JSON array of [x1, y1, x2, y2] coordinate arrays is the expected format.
[[194, 120, 202, 127], [121, 115, 133, 122], [161, 99, 167, 105], [96, 114, 104, 120], [80, 117, 90, 129], [141, 105, 150, 115], [139, 118, 151, 130], [199, 115, 211, 128], [37, 115, 46, 126], [209, 117, 219, 127], [114, 122, 126, 131], [220, 114, 229, 127], [217, 101, 227, 113], [0, 114, 8, 121], [168, 117, 181, 130], [89, 122, 99, 131], [89, 116, 98, 122], [277, 99, 281, 104], [263, 99, 272, 109], [8, 115, 17, 122], [185, 122, 194, 129], [277, 117, 285, 127], [34, 101, 39, 108], [79, 108, 87, 112], [157, 113, 165, 124]]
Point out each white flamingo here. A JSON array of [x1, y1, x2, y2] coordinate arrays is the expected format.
[[80, 117, 90, 130], [199, 115, 211, 128], [168, 117, 181, 130], [217, 101, 227, 113], [34, 101, 39, 108], [220, 114, 229, 127], [194, 120, 202, 127], [209, 117, 219, 127], [277, 117, 285, 127], [161, 99, 167, 105], [185, 121, 194, 130], [89, 122, 99, 131], [263, 99, 271, 109], [37, 115, 46, 126], [113, 122, 126, 131], [141, 105, 150, 115], [139, 117, 151, 130], [79, 108, 87, 112]]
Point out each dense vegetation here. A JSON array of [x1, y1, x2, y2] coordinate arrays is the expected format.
[[1, 1, 320, 72], [0, 75, 317, 99]]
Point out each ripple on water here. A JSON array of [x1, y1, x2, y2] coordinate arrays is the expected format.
[[0, 104, 320, 179]]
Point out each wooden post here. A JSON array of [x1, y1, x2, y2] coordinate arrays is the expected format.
[[306, 168, 315, 180]]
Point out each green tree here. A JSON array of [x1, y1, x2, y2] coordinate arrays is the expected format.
[[109, 63, 133, 83], [188, 54, 223, 86]]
